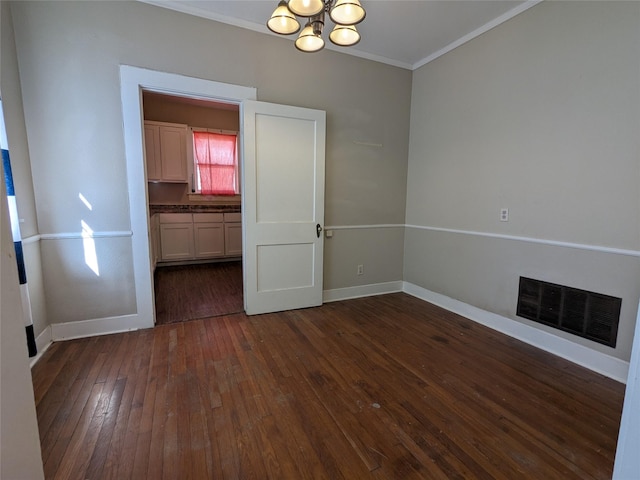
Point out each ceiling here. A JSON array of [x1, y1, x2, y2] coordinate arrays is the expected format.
[[140, 0, 540, 70]]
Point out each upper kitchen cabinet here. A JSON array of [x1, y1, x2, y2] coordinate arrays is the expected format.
[[144, 121, 188, 183]]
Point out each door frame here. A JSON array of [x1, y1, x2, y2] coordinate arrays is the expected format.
[[120, 65, 256, 328]]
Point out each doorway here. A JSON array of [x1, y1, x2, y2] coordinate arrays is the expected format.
[[121, 66, 325, 326], [142, 91, 244, 324], [120, 66, 257, 330]]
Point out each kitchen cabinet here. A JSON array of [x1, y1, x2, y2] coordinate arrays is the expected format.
[[144, 124, 161, 181], [224, 212, 242, 256], [157, 212, 240, 263], [144, 121, 188, 183], [194, 213, 224, 258], [159, 213, 194, 261]]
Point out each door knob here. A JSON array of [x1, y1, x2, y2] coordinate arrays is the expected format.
[[316, 223, 323, 238]]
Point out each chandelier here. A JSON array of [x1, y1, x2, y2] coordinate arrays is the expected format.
[[267, 0, 366, 53]]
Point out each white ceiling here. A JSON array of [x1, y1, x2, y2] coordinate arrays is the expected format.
[[140, 0, 541, 70]]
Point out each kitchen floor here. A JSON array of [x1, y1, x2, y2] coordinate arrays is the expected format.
[[154, 261, 243, 325]]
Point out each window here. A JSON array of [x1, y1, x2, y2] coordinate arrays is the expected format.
[[192, 129, 239, 195]]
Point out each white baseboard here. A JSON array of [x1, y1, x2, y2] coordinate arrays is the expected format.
[[323, 281, 403, 303], [403, 282, 630, 383], [35, 325, 52, 352], [31, 280, 629, 383], [29, 326, 53, 368], [50, 313, 151, 342]]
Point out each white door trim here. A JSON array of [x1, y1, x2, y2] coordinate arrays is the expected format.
[[119, 65, 256, 328]]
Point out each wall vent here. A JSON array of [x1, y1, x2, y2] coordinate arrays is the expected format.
[[516, 277, 621, 348]]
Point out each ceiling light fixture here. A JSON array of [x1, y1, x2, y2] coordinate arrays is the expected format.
[[267, 0, 365, 53]]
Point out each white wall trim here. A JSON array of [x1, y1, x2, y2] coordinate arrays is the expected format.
[[39, 230, 133, 240], [407, 224, 640, 258], [23, 231, 134, 243], [21, 234, 41, 245], [49, 313, 149, 342], [613, 300, 640, 478], [323, 281, 403, 303], [412, 0, 543, 70], [34, 325, 51, 352], [325, 223, 404, 231], [29, 325, 53, 368], [28, 223, 640, 259], [403, 282, 630, 383]]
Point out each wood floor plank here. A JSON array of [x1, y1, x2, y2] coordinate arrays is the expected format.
[[106, 330, 154, 479], [42, 345, 110, 478], [32, 293, 625, 479]]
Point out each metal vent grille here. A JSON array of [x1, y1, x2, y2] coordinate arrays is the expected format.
[[517, 277, 621, 348]]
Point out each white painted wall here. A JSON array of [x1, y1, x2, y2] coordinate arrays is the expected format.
[[1, 8, 44, 475], [0, 152, 44, 480], [1, 1, 47, 338], [405, 1, 640, 361]]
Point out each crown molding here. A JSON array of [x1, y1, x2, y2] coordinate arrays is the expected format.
[[137, 0, 541, 71]]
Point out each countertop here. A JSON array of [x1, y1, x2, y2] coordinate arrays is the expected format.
[[149, 204, 241, 215]]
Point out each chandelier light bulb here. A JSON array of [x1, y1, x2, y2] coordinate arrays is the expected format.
[[288, 0, 325, 17], [295, 22, 325, 52], [267, 1, 301, 35], [329, 24, 360, 46], [330, 0, 366, 25]]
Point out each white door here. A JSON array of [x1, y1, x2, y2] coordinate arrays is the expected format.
[[243, 100, 325, 315]]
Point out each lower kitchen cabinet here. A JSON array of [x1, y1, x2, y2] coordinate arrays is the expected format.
[[194, 214, 225, 258], [156, 211, 240, 263], [224, 212, 242, 256], [159, 213, 194, 261]]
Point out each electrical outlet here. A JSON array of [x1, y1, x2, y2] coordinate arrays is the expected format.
[[357, 264, 364, 275], [500, 208, 509, 222]]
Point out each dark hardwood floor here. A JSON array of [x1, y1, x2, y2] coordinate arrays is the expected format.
[[32, 293, 625, 479], [154, 261, 243, 325]]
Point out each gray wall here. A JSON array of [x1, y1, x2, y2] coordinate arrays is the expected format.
[[405, 1, 640, 361], [7, 0, 637, 364], [8, 0, 411, 326]]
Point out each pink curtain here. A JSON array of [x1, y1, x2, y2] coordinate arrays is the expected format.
[[193, 132, 237, 195]]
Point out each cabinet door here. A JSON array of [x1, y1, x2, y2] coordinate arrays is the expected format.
[[159, 125, 188, 182], [160, 223, 194, 261], [224, 223, 242, 256], [144, 124, 161, 181], [194, 223, 224, 258]]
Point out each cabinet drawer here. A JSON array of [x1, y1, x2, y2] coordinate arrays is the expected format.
[[159, 213, 192, 224], [224, 212, 241, 222], [193, 213, 223, 223]]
